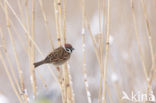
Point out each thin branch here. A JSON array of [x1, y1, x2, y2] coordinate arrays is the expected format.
[[0, 52, 23, 103], [141, 0, 155, 91], [38, 0, 54, 49], [31, 0, 37, 98], [4, 1, 26, 98], [102, 0, 110, 103]]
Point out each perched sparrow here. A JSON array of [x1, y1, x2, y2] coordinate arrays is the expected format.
[[34, 43, 74, 68]]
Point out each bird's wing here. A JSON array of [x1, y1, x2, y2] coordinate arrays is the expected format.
[[44, 47, 65, 63], [53, 47, 70, 62]]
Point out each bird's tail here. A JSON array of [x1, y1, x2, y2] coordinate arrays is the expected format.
[[33, 60, 45, 68]]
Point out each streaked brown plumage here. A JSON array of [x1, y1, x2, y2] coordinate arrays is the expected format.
[[34, 43, 74, 68]]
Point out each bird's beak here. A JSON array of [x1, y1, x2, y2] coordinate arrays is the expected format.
[[72, 48, 75, 50]]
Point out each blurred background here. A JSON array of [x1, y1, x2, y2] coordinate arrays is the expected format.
[[0, 0, 156, 103]]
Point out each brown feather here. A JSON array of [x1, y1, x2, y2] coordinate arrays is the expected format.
[[44, 46, 70, 65], [34, 46, 71, 68]]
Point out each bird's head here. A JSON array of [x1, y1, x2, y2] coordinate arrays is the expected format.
[[64, 43, 74, 53]]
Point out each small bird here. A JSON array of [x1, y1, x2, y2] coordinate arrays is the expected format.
[[34, 43, 74, 68]]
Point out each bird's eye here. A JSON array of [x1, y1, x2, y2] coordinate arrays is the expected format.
[[66, 48, 72, 53]]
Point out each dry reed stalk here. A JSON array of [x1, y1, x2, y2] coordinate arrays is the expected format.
[[5, 0, 59, 87], [82, 34, 92, 103], [57, 0, 63, 45], [17, 4, 31, 89], [83, 1, 103, 87], [63, 64, 70, 103], [1, 1, 48, 99], [131, 0, 149, 83], [81, 0, 107, 103], [0, 1, 28, 53], [30, 0, 37, 98], [53, 0, 75, 102], [24, 0, 42, 97], [81, 0, 92, 103], [38, 0, 54, 50], [23, 0, 37, 97], [62, 0, 75, 102], [2, 2, 63, 89], [130, 2, 153, 101], [55, 0, 75, 102], [16, 0, 31, 82], [98, 0, 105, 102], [0, 52, 23, 103], [1, 56, 21, 94], [101, 0, 106, 67], [57, 70, 66, 103], [5, 0, 44, 56], [98, 0, 102, 33], [36, 70, 48, 89], [62, 65, 68, 103], [37, 0, 65, 91], [54, 0, 66, 103], [100, 0, 105, 63], [54, 0, 61, 46], [4, 2, 29, 103], [1, 1, 48, 90], [0, 7, 24, 101], [106, 86, 113, 103], [85, 21, 100, 63], [62, 0, 66, 43], [62, 2, 67, 101], [0, 27, 26, 103], [11, 23, 28, 52], [101, 0, 105, 51], [67, 63, 75, 103], [131, 1, 154, 103], [140, 0, 155, 91], [36, 0, 62, 89], [0, 4, 24, 96], [0, 28, 24, 99], [17, 0, 25, 25], [102, 0, 110, 103], [25, 0, 31, 54]]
